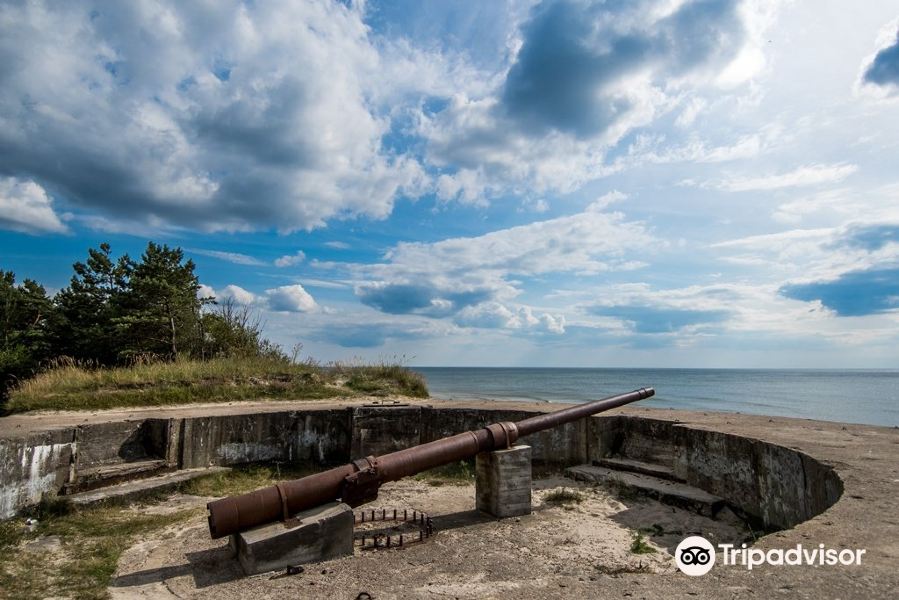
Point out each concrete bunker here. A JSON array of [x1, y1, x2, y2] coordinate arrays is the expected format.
[[1, 404, 843, 534]]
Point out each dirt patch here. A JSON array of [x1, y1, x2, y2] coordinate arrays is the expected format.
[[110, 477, 747, 599]]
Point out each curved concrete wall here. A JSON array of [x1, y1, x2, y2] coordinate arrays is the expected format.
[[0, 405, 842, 530]]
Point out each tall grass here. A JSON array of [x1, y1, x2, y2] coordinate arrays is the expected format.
[[6, 355, 428, 413]]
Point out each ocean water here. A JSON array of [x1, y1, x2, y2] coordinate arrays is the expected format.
[[411, 368, 899, 427]]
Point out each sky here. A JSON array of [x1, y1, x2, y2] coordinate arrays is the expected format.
[[1, 0, 898, 368]]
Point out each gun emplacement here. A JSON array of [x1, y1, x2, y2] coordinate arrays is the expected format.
[[207, 387, 655, 538]]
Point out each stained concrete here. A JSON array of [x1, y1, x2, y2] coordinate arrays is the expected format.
[[476, 444, 532, 517], [567, 464, 724, 517], [230, 501, 354, 575], [66, 466, 230, 506]]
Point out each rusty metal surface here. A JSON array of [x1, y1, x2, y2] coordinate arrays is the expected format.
[[207, 387, 654, 538], [353, 507, 434, 550]]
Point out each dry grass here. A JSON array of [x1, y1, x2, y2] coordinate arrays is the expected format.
[[413, 459, 476, 487], [544, 487, 585, 505], [0, 465, 319, 599], [0, 500, 195, 600], [6, 356, 428, 413]]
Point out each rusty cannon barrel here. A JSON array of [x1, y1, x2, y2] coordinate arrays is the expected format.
[[207, 387, 654, 538]]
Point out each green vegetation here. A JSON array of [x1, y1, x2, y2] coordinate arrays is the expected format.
[[0, 465, 300, 600], [179, 463, 316, 497], [414, 459, 476, 486], [1, 241, 428, 412], [341, 361, 428, 398], [544, 487, 584, 505], [7, 355, 428, 413], [629, 532, 657, 555], [0, 502, 195, 600]]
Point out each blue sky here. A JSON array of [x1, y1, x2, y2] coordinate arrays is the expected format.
[[1, 0, 898, 368]]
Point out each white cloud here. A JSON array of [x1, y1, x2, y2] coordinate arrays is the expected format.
[[453, 302, 566, 334], [197, 284, 216, 299], [189, 249, 265, 266], [321, 205, 652, 331], [265, 284, 318, 313], [0, 177, 68, 234], [377, 206, 651, 279], [274, 251, 306, 268], [324, 241, 350, 250], [416, 0, 772, 203], [218, 284, 258, 306], [0, 1, 430, 233], [703, 163, 858, 192]]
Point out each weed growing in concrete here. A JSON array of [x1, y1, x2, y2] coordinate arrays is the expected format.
[[629, 532, 657, 555], [413, 459, 475, 487], [544, 488, 584, 504]]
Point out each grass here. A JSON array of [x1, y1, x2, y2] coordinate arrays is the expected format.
[[0, 465, 298, 600], [179, 463, 317, 497], [544, 488, 584, 505], [0, 500, 196, 600], [413, 459, 476, 487], [338, 362, 428, 398], [5, 355, 428, 413], [629, 532, 657, 555]]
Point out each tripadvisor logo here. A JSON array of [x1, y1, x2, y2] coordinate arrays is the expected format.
[[675, 536, 867, 576], [675, 536, 716, 576]]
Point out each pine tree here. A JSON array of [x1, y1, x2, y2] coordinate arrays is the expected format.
[[54, 243, 132, 364], [0, 270, 55, 396], [118, 242, 204, 359]]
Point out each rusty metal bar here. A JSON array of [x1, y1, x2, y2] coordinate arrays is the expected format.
[[207, 387, 654, 538]]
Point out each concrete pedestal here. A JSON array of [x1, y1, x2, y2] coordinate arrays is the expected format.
[[230, 501, 353, 575], [476, 444, 532, 518]]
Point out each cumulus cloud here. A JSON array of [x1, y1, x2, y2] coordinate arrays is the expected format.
[[0, 177, 68, 234], [274, 251, 306, 268], [344, 204, 650, 321], [453, 302, 566, 334], [0, 1, 427, 233], [265, 284, 318, 313], [217, 284, 258, 306], [420, 0, 764, 201]]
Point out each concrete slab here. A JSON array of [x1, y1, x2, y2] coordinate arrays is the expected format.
[[592, 456, 683, 482], [65, 466, 230, 506], [230, 501, 353, 575], [567, 464, 725, 517], [477, 444, 532, 518], [66, 459, 170, 493]]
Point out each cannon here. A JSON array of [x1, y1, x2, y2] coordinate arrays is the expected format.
[[207, 387, 655, 538]]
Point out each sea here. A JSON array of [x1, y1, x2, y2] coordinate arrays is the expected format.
[[410, 367, 899, 427]]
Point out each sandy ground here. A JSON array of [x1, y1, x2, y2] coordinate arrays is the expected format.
[[108, 476, 747, 600]]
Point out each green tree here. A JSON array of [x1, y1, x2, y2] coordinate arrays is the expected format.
[[199, 297, 285, 360], [0, 271, 56, 398], [118, 242, 205, 359], [54, 243, 132, 364]]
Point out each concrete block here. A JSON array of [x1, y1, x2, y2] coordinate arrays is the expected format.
[[476, 444, 532, 518], [231, 502, 353, 575]]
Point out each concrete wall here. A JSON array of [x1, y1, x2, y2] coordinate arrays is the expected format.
[[586, 415, 843, 530], [0, 429, 75, 519], [0, 406, 842, 530]]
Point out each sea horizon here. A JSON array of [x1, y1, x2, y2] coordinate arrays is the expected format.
[[410, 367, 899, 428]]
